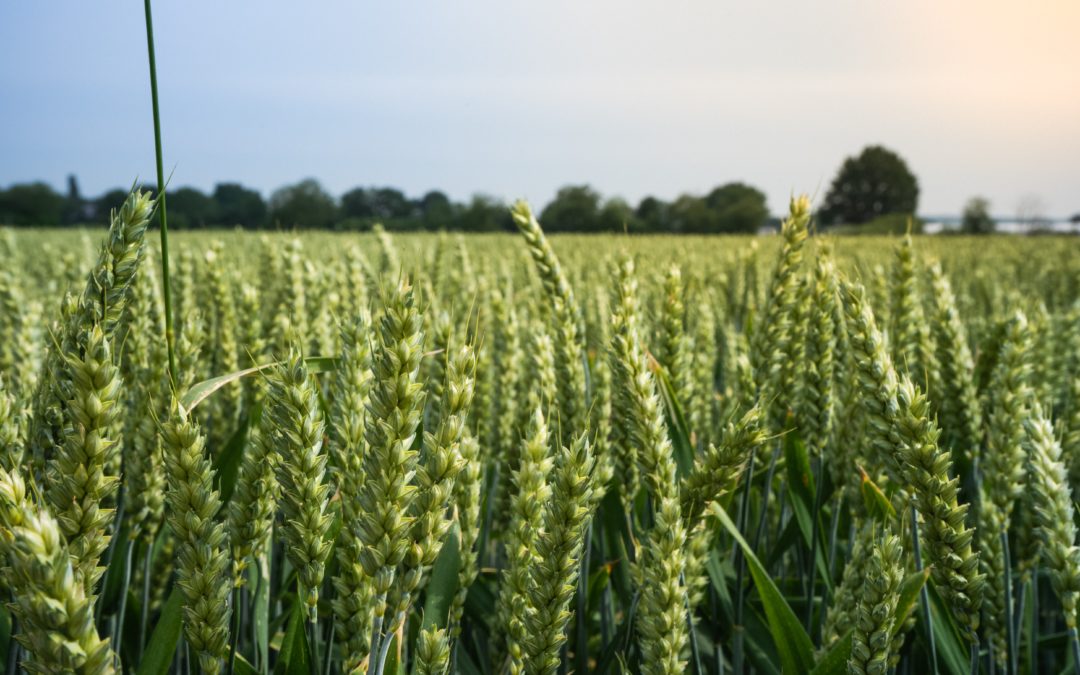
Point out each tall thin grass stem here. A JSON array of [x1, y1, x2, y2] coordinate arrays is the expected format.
[[911, 504, 938, 675], [1002, 531, 1014, 675], [143, 0, 177, 387], [732, 449, 756, 675], [804, 456, 825, 633], [139, 544, 152, 662], [1031, 574, 1039, 675], [752, 446, 782, 552], [575, 523, 592, 674], [114, 539, 135, 657], [1070, 627, 1080, 675], [684, 571, 703, 675], [1011, 578, 1025, 675], [227, 586, 241, 675]]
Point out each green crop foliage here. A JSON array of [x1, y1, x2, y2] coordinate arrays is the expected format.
[[0, 209, 1079, 673]]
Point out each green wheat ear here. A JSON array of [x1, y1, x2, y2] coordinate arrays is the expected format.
[[848, 532, 904, 675], [160, 405, 231, 675], [927, 262, 981, 486], [521, 432, 597, 675], [511, 200, 587, 446], [31, 189, 153, 480], [843, 281, 983, 643], [1026, 404, 1080, 630], [266, 350, 332, 622], [978, 309, 1032, 665], [353, 278, 427, 667], [751, 194, 811, 431], [501, 407, 554, 672], [44, 325, 124, 592], [414, 625, 451, 675], [824, 519, 876, 648], [2, 490, 117, 675]]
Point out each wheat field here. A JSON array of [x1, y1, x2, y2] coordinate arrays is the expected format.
[[0, 193, 1079, 674]]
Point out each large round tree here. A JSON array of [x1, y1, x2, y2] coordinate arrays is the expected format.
[[818, 145, 919, 226], [269, 178, 338, 229]]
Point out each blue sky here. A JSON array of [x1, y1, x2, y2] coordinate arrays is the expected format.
[[2, 1, 1078, 216]]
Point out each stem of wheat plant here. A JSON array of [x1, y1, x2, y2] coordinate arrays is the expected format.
[[143, 0, 176, 387]]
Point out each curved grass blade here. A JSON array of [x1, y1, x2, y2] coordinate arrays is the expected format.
[[179, 356, 338, 415], [709, 502, 815, 675]]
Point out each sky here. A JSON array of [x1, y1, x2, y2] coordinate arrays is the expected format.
[[2, 1, 1078, 217]]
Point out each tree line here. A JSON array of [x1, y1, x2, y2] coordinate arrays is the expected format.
[[0, 176, 774, 234], [3, 145, 1019, 234]]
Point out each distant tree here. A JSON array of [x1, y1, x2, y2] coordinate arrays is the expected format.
[[818, 145, 919, 226], [668, 194, 717, 234], [597, 197, 637, 232], [371, 188, 414, 220], [1070, 213, 1080, 225], [705, 182, 769, 233], [960, 196, 995, 234], [540, 185, 601, 232], [0, 182, 66, 226], [420, 190, 456, 229], [269, 178, 337, 229], [636, 196, 669, 233], [213, 183, 266, 228], [169, 187, 217, 229], [340, 187, 376, 220], [94, 188, 132, 222], [458, 195, 510, 232]]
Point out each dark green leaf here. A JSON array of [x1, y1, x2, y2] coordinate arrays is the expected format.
[[598, 490, 634, 610], [743, 606, 783, 675], [858, 467, 896, 523], [782, 433, 832, 593], [462, 570, 499, 632], [99, 527, 133, 615], [783, 432, 815, 502], [892, 568, 930, 639], [136, 587, 184, 675], [383, 632, 403, 675], [710, 503, 815, 675], [809, 631, 852, 675], [234, 653, 259, 675], [454, 647, 484, 675], [273, 601, 311, 675], [706, 549, 734, 621], [765, 514, 803, 571], [251, 551, 271, 671], [213, 407, 256, 505], [585, 563, 612, 615], [422, 525, 461, 629], [924, 582, 969, 675], [0, 607, 10, 669]]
